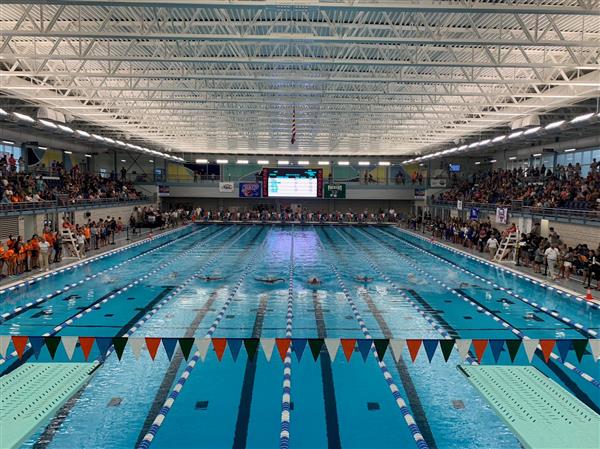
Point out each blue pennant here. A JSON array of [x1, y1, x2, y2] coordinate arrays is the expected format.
[[423, 339, 438, 362], [162, 338, 178, 361], [227, 338, 243, 361], [357, 339, 373, 362], [29, 336, 45, 359], [95, 337, 113, 360], [555, 339, 572, 361], [292, 338, 307, 361], [489, 340, 505, 363]]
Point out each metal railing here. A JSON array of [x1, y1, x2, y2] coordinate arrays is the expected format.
[[0, 196, 154, 216]]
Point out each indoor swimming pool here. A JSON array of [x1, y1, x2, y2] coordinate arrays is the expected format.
[[1, 224, 598, 449]]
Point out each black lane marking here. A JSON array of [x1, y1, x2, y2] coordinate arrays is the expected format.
[[135, 289, 221, 447], [320, 227, 438, 449], [232, 294, 269, 449], [313, 290, 342, 449], [32, 286, 175, 449]]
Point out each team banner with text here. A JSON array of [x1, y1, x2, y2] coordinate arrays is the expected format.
[[239, 182, 262, 198], [1, 336, 598, 364], [324, 183, 346, 199]]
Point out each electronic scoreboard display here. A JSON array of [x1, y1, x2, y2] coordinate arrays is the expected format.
[[262, 168, 323, 198]]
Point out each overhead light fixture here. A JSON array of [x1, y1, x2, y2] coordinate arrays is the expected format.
[[338, 161, 350, 166], [13, 112, 35, 123], [2, 140, 15, 145], [508, 131, 523, 139], [91, 134, 105, 141], [474, 161, 481, 165], [458, 145, 468, 151], [64, 150, 72, 154], [508, 156, 517, 160], [195, 158, 208, 164], [0, 108, 7, 116], [126, 143, 135, 148], [38, 146, 47, 150], [257, 160, 269, 165], [570, 112, 594, 124], [297, 160, 310, 165], [121, 159, 126, 162], [76, 130, 91, 138], [148, 159, 154, 163], [358, 161, 370, 166], [85, 154, 92, 158], [236, 159, 249, 164], [545, 120, 564, 130], [564, 148, 576, 152], [490, 159, 497, 163], [468, 142, 479, 149], [38, 119, 57, 129], [532, 153, 542, 157], [378, 161, 391, 166], [104, 138, 115, 144], [278, 160, 289, 165], [318, 161, 330, 166], [216, 159, 228, 164], [480, 139, 491, 145], [492, 135, 506, 143], [57, 124, 74, 133], [524, 127, 540, 135], [115, 140, 126, 146]]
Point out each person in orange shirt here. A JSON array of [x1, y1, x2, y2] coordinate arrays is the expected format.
[[18, 240, 27, 274], [5, 247, 15, 276], [0, 242, 4, 277], [43, 231, 55, 264], [29, 236, 40, 270], [83, 225, 91, 250], [6, 235, 15, 250]]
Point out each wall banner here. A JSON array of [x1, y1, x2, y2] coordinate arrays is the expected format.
[[219, 182, 235, 193], [239, 182, 262, 198]]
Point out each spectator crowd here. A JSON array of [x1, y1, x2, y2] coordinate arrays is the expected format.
[[438, 161, 600, 210]]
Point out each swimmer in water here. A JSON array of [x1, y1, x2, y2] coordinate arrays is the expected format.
[[199, 275, 224, 281], [355, 275, 373, 283], [255, 276, 285, 284], [169, 272, 178, 279], [407, 273, 426, 285], [308, 276, 321, 285]]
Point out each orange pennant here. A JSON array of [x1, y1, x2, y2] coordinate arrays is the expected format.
[[540, 339, 556, 363], [276, 338, 291, 362], [11, 336, 28, 359], [341, 339, 356, 361], [472, 339, 488, 362], [212, 338, 227, 361], [145, 337, 161, 360], [78, 337, 95, 361], [406, 339, 422, 362]]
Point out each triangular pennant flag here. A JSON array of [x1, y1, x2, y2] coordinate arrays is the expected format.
[[276, 338, 291, 362], [440, 339, 455, 362], [455, 339, 472, 361], [308, 339, 324, 361], [340, 339, 356, 362], [389, 339, 406, 362], [29, 336, 45, 359], [422, 340, 438, 362], [292, 338, 307, 361], [325, 338, 340, 361], [129, 338, 144, 360], [555, 339, 572, 361], [523, 339, 539, 362], [572, 339, 588, 362], [373, 339, 389, 361], [357, 339, 372, 361], [45, 336, 61, 359], [79, 337, 95, 361], [589, 339, 599, 362], [162, 338, 178, 361], [472, 340, 488, 363], [178, 338, 194, 361], [0, 335, 11, 358], [145, 337, 162, 360], [261, 338, 275, 362], [112, 337, 128, 361], [506, 339, 522, 362], [243, 338, 259, 361], [62, 336, 78, 360], [488, 340, 505, 363], [539, 340, 555, 363], [95, 337, 113, 360], [11, 336, 28, 359], [406, 339, 422, 362], [195, 337, 211, 361], [228, 338, 243, 362], [212, 338, 227, 361]]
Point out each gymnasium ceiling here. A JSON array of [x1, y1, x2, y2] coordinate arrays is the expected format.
[[1, 0, 599, 157]]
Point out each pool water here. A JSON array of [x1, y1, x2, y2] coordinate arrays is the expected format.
[[1, 224, 598, 449]]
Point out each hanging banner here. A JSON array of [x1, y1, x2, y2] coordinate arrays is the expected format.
[[414, 189, 426, 200], [450, 209, 459, 218], [219, 182, 235, 193], [324, 183, 346, 199], [457, 200, 463, 210], [495, 207, 508, 224], [430, 179, 447, 188], [158, 185, 170, 197], [469, 207, 479, 220], [239, 182, 262, 198]]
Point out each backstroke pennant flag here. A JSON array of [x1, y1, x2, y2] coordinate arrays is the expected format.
[[95, 337, 113, 360], [325, 338, 340, 361], [78, 337, 95, 361], [440, 339, 455, 362], [308, 339, 324, 361], [488, 340, 505, 363], [340, 339, 356, 362], [373, 339, 389, 361], [45, 336, 61, 359], [145, 337, 162, 360], [505, 339, 522, 362], [195, 337, 211, 361], [129, 337, 144, 360], [472, 339, 488, 363], [29, 336, 44, 359], [523, 339, 539, 362], [228, 338, 243, 362], [244, 338, 259, 361], [212, 338, 227, 361], [572, 339, 588, 362], [455, 339, 472, 361], [261, 338, 275, 362], [423, 340, 438, 362], [590, 339, 600, 362], [112, 337, 128, 361], [406, 339, 422, 362], [0, 335, 10, 358], [162, 338, 178, 361], [539, 339, 556, 363], [62, 336, 78, 360], [292, 338, 307, 361], [11, 336, 28, 359], [276, 338, 291, 362], [555, 339, 572, 362], [389, 339, 406, 362], [178, 338, 195, 361], [357, 339, 372, 361]]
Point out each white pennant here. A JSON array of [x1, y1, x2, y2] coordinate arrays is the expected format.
[[261, 338, 275, 362], [523, 339, 539, 362], [389, 339, 406, 362], [455, 339, 472, 361], [195, 337, 211, 361], [128, 338, 144, 360], [61, 336, 78, 360], [325, 338, 340, 361], [0, 335, 10, 358], [589, 339, 600, 362]]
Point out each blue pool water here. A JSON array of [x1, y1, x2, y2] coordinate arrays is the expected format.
[[1, 224, 598, 449]]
